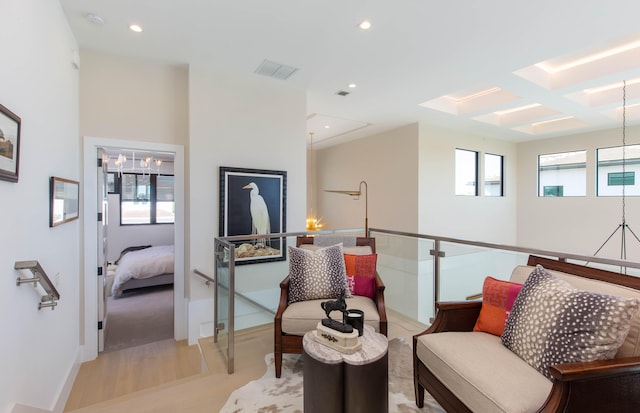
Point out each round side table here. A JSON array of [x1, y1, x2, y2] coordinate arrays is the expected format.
[[303, 324, 388, 413]]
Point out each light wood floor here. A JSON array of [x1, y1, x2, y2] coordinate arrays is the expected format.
[[64, 310, 427, 412]]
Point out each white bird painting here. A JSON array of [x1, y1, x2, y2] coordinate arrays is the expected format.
[[243, 182, 271, 247]]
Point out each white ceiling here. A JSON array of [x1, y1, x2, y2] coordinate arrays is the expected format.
[[60, 0, 640, 148]]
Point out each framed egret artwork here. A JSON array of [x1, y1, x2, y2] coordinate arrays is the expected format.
[[219, 166, 287, 265]]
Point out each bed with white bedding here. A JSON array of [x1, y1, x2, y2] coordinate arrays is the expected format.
[[110, 245, 175, 297]]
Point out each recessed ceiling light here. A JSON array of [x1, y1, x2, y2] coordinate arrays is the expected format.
[[129, 24, 143, 33], [359, 20, 371, 30], [324, 125, 330, 129], [348, 83, 357, 88]]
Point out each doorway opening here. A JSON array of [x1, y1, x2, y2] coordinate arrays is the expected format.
[[82, 137, 186, 362], [101, 148, 176, 352]]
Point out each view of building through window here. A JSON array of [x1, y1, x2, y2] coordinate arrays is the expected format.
[[597, 144, 640, 197], [484, 153, 504, 197], [538, 151, 586, 197], [120, 173, 175, 224]]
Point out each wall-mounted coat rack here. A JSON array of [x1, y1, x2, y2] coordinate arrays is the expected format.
[[15, 260, 60, 310]]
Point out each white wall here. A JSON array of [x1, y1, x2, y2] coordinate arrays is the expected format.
[[315, 122, 518, 243], [187, 66, 307, 342], [314, 123, 518, 321], [316, 123, 420, 233], [78, 51, 189, 358], [517, 126, 640, 261], [419, 123, 518, 243], [78, 50, 189, 144], [0, 1, 80, 412]]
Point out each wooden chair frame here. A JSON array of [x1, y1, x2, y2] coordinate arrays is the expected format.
[[274, 236, 388, 378]]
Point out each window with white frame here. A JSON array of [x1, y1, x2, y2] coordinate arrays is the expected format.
[[596, 144, 640, 197], [538, 151, 586, 197]]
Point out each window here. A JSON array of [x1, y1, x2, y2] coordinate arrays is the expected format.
[[597, 144, 640, 196], [538, 151, 586, 197], [120, 173, 174, 224], [484, 153, 504, 196], [107, 172, 117, 194], [156, 175, 176, 223], [455, 149, 478, 196]]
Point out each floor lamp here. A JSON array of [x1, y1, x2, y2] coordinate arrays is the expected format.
[[325, 180, 368, 235]]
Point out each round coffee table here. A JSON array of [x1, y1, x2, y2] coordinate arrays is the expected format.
[[303, 324, 388, 413]]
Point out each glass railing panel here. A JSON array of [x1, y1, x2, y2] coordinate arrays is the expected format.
[[231, 235, 292, 331], [216, 227, 640, 375], [438, 242, 529, 302], [370, 230, 435, 325]]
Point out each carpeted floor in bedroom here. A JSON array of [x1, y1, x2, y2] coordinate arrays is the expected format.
[[104, 284, 174, 352]]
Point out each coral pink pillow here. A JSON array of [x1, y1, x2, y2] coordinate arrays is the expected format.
[[344, 253, 377, 299], [473, 276, 523, 336]]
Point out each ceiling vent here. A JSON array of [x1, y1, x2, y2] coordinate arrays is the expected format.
[[335, 90, 350, 96], [254, 59, 298, 80]]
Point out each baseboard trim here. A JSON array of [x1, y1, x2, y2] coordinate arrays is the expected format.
[[52, 348, 81, 413]]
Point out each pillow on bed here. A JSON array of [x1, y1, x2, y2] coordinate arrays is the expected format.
[[287, 243, 349, 304]]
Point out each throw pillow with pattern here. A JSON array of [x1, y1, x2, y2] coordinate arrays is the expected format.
[[344, 253, 377, 299], [473, 276, 523, 336], [501, 264, 640, 380], [288, 243, 350, 304]]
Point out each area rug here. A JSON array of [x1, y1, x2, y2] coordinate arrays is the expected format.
[[104, 285, 174, 352], [220, 337, 445, 412]]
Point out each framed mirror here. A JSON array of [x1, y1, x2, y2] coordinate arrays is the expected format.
[[50, 176, 80, 227]]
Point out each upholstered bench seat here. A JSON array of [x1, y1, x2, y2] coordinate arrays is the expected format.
[[413, 256, 640, 413], [416, 332, 552, 413], [282, 295, 380, 336]]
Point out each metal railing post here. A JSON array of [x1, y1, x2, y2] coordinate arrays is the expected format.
[[430, 240, 445, 318], [228, 244, 235, 374], [212, 241, 220, 344]]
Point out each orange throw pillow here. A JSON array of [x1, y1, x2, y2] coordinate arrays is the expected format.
[[344, 253, 377, 298], [473, 276, 523, 336]]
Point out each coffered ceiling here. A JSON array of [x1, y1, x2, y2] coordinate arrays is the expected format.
[[60, 0, 640, 148]]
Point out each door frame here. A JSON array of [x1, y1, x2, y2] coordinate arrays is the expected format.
[[81, 136, 186, 362]]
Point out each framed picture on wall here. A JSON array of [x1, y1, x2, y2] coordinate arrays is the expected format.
[[50, 176, 80, 227], [219, 166, 287, 265], [0, 103, 21, 183]]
